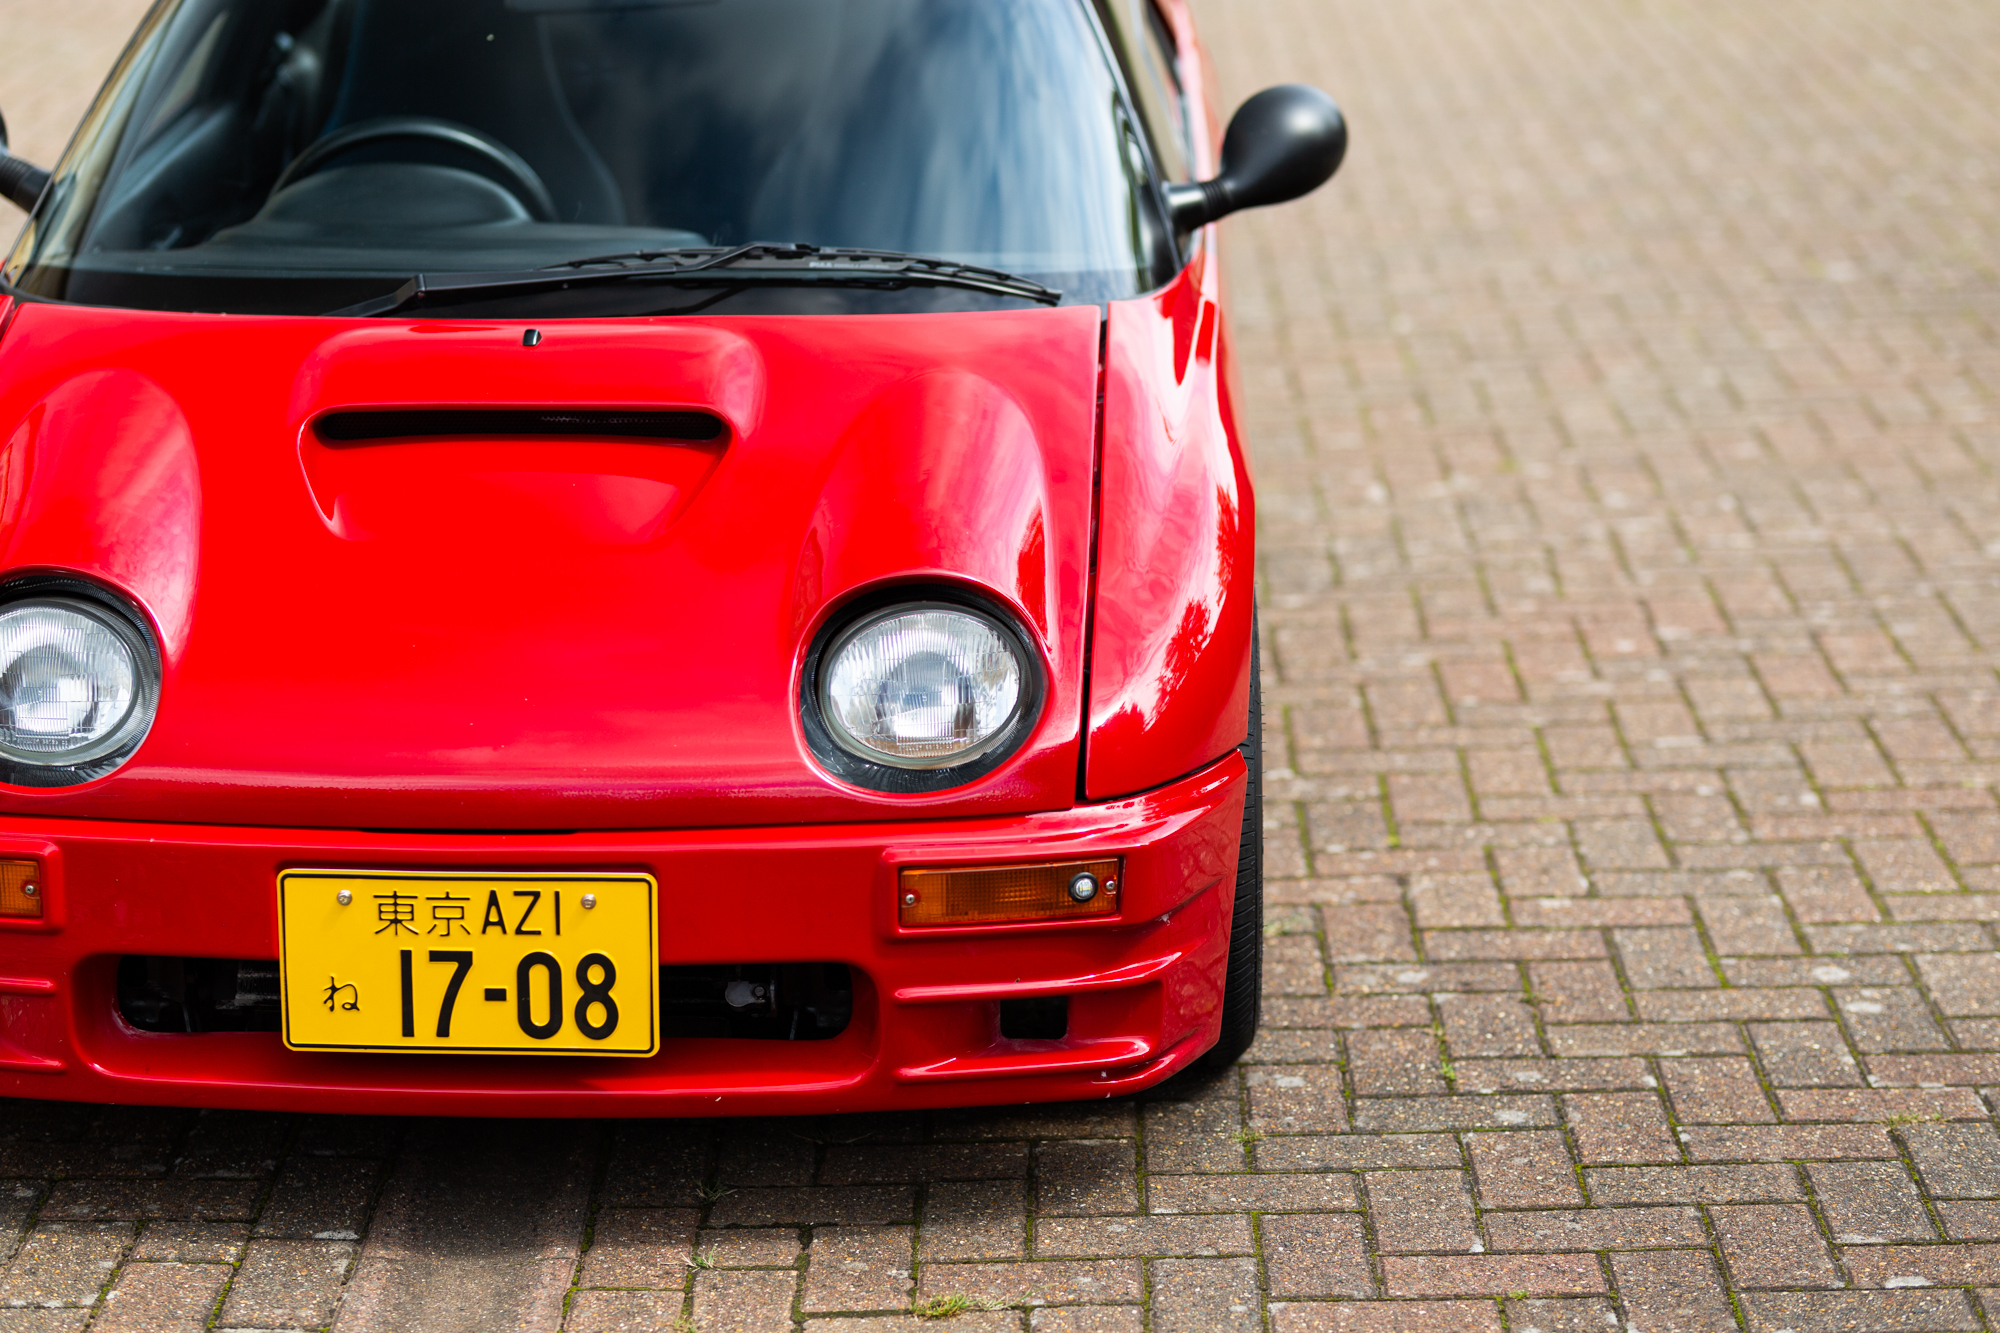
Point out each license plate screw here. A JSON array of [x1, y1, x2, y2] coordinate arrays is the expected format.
[[336, 889, 352, 905], [581, 893, 597, 909]]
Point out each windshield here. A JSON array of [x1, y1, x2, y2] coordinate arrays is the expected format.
[[6, 0, 1180, 317]]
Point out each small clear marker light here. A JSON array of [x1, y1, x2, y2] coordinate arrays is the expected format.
[[1067, 872, 1099, 903]]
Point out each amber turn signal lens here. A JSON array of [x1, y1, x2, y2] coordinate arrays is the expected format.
[[0, 859, 43, 918], [899, 858, 1120, 927]]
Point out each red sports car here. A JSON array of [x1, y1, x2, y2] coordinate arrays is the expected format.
[[0, 0, 1341, 1115]]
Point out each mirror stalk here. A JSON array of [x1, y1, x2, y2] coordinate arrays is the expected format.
[[0, 154, 49, 214], [0, 111, 49, 214], [1164, 180, 1233, 233]]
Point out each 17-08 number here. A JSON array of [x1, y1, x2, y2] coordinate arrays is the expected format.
[[399, 949, 619, 1041]]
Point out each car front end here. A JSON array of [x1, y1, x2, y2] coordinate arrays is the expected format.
[[0, 0, 1340, 1114]]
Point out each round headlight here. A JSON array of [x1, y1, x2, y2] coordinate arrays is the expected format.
[[820, 604, 1026, 769], [0, 597, 155, 767]]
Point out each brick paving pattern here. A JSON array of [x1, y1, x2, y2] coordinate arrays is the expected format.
[[4, 0, 2000, 1327]]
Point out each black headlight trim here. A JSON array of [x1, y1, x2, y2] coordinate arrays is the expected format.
[[800, 585, 1047, 795], [0, 574, 162, 788]]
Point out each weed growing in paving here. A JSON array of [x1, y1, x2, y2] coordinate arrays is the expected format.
[[914, 1294, 1008, 1319]]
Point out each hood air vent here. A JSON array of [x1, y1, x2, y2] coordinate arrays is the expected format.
[[316, 408, 726, 444]]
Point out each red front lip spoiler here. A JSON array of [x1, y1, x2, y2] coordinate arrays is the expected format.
[[0, 752, 1244, 1116]]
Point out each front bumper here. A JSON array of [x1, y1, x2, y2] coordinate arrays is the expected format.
[[0, 753, 1244, 1116]]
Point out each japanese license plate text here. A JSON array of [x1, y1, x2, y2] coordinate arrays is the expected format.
[[277, 870, 658, 1056]]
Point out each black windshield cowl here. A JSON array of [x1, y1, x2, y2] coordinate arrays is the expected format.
[[327, 244, 1062, 318]]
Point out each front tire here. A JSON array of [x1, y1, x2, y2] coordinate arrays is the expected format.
[[1189, 619, 1262, 1076]]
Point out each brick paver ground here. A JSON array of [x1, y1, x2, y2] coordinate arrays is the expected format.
[[4, 0, 2000, 1328]]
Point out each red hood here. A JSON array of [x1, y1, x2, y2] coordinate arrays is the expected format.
[[0, 299, 1101, 829]]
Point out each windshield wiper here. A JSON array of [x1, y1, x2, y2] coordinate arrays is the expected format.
[[325, 243, 1061, 317]]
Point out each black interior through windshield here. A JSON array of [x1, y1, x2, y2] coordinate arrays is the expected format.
[[7, 0, 1181, 316]]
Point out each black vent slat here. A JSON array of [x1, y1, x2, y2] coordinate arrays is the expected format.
[[317, 408, 725, 444]]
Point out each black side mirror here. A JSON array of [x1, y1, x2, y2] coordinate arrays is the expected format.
[[1164, 84, 1347, 231], [0, 111, 53, 214]]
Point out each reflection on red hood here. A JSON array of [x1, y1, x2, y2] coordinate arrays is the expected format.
[[0, 300, 1101, 829]]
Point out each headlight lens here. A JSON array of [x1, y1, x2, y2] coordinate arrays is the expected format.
[[0, 598, 153, 766], [821, 605, 1025, 768]]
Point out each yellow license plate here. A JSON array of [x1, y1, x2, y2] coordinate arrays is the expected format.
[[278, 870, 658, 1057]]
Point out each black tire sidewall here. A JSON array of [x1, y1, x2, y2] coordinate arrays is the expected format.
[[1191, 615, 1263, 1075]]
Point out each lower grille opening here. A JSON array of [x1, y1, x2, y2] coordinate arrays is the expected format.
[[999, 995, 1069, 1041], [659, 962, 852, 1040], [118, 956, 282, 1033], [116, 956, 854, 1041]]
